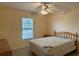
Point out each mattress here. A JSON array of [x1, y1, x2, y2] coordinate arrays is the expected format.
[[30, 37, 76, 56]]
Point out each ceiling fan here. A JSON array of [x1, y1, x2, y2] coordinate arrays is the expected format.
[[37, 2, 71, 15]]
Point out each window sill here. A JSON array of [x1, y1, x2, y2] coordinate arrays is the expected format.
[[22, 38, 34, 40]]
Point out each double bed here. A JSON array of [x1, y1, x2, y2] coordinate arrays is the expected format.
[[30, 31, 78, 56]]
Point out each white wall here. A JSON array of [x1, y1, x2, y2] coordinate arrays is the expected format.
[[47, 7, 79, 34], [0, 6, 48, 51]]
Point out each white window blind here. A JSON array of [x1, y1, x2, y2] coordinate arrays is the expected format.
[[22, 17, 33, 39]]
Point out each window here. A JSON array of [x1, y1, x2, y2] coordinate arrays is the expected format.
[[22, 17, 33, 39]]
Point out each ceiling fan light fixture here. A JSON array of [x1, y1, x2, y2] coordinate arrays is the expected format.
[[40, 9, 48, 15]]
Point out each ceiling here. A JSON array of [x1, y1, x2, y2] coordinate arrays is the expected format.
[[0, 2, 79, 13]]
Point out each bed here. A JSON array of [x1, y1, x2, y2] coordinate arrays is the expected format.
[[30, 31, 78, 56]]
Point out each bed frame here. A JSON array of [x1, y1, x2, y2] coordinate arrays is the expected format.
[[53, 31, 78, 52]]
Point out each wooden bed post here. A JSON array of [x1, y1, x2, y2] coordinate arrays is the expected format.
[[75, 32, 79, 53], [54, 31, 56, 36]]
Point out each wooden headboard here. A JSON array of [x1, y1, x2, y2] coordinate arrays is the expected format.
[[53, 31, 78, 52]]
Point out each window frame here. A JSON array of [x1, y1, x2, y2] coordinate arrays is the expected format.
[[22, 17, 34, 40]]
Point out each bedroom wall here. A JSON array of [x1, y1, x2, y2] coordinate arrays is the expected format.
[[47, 6, 79, 34], [0, 6, 48, 51], [34, 15, 48, 38]]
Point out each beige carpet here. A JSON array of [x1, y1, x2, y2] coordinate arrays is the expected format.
[[12, 47, 79, 56]]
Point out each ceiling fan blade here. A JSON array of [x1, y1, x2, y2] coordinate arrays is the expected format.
[[47, 9, 54, 13], [46, 4, 55, 8], [35, 2, 72, 14], [31, 2, 42, 12]]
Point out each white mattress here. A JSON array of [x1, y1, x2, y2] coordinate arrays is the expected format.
[[30, 37, 76, 56]]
